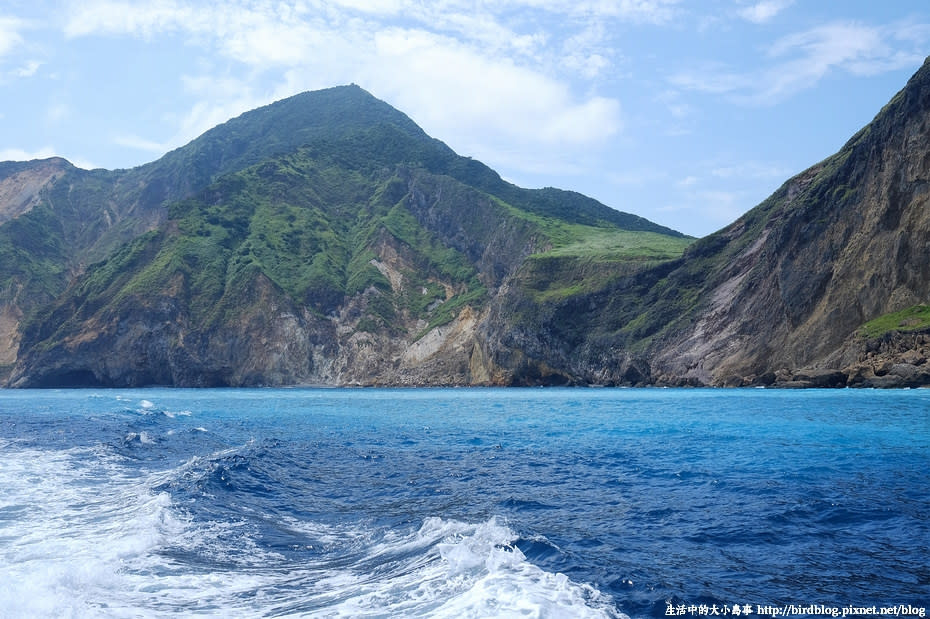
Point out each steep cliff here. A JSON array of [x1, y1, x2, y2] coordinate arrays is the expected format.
[[468, 58, 930, 387], [3, 87, 689, 387], [644, 57, 930, 386], [6, 58, 930, 388]]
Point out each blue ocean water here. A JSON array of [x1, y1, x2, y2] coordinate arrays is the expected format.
[[0, 388, 927, 618]]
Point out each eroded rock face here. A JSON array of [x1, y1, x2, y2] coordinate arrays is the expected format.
[[7, 216, 497, 388], [458, 59, 930, 389], [644, 58, 930, 386], [0, 159, 73, 374], [0, 158, 71, 225], [7, 61, 930, 388]]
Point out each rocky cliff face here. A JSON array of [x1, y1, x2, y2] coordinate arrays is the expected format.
[[643, 57, 930, 386], [0, 158, 72, 225], [4, 62, 930, 388], [453, 58, 930, 388], [6, 102, 666, 387]]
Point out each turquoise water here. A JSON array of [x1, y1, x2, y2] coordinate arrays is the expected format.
[[0, 388, 927, 617]]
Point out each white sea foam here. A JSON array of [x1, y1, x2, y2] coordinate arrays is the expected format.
[[124, 430, 155, 444], [320, 516, 626, 619], [0, 444, 623, 618], [0, 446, 187, 617], [0, 444, 280, 617]]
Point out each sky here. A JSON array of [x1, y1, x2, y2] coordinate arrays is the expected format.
[[0, 1, 928, 237]]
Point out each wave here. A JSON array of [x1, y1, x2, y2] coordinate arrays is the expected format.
[[0, 443, 624, 618], [0, 445, 187, 617], [292, 516, 625, 618]]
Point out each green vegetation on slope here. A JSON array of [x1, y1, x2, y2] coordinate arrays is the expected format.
[[514, 215, 692, 302], [859, 305, 930, 338], [20, 131, 694, 360], [6, 83, 699, 389], [535, 226, 691, 261], [0, 203, 69, 306], [29, 144, 497, 345]]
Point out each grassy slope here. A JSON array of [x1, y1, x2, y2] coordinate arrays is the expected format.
[[517, 219, 691, 303], [858, 305, 930, 338]]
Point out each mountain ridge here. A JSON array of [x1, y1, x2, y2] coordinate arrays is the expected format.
[[450, 57, 930, 388], [1, 85, 691, 387], [4, 61, 930, 388], [645, 55, 930, 386]]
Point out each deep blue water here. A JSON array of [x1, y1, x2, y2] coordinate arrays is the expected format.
[[0, 388, 927, 618]]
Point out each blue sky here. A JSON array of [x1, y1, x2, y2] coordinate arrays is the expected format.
[[1, 1, 928, 237]]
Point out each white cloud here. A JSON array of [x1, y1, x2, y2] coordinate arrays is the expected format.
[[892, 21, 930, 46], [62, 0, 549, 63], [755, 21, 924, 101], [113, 134, 169, 153], [58, 0, 649, 79], [63, 1, 325, 67], [323, 0, 684, 25], [768, 21, 922, 76], [214, 9, 330, 67], [413, 9, 548, 59], [329, 0, 405, 15], [769, 22, 883, 64], [561, 51, 610, 79], [0, 146, 57, 161], [671, 20, 929, 104], [507, 0, 681, 24], [0, 16, 25, 57], [13, 59, 41, 77], [737, 0, 793, 24], [58, 0, 625, 178], [560, 23, 615, 79], [365, 28, 621, 155], [63, 0, 195, 38]]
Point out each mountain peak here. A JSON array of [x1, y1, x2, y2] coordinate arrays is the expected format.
[[209, 84, 425, 148], [0, 157, 73, 225], [126, 84, 436, 212]]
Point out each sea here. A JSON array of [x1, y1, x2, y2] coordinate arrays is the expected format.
[[0, 388, 927, 618]]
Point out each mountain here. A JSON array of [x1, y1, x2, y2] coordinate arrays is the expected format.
[[6, 57, 930, 389], [646, 57, 930, 387], [1, 86, 689, 387], [471, 57, 930, 388]]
